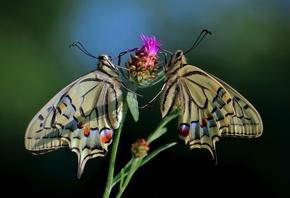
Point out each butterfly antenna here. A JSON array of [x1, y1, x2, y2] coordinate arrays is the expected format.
[[69, 41, 98, 59], [184, 29, 212, 55]]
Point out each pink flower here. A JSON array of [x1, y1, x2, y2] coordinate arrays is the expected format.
[[126, 34, 162, 87], [139, 33, 162, 57]]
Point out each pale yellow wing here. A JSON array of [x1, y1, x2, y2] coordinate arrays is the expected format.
[[25, 54, 123, 178], [208, 73, 263, 138], [161, 50, 263, 160]]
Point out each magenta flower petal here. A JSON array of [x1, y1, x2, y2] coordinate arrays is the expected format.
[[140, 33, 162, 56]]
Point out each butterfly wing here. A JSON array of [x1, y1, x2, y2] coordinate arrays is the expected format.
[[25, 78, 78, 154], [25, 55, 123, 178], [208, 73, 263, 138], [161, 50, 263, 160]]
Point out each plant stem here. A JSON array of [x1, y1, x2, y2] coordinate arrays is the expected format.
[[103, 101, 129, 198], [115, 158, 142, 198]]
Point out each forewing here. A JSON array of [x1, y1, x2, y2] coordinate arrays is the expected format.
[[25, 78, 80, 154], [208, 74, 263, 138]]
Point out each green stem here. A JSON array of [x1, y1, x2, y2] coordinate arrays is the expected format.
[[111, 106, 181, 188], [103, 101, 129, 198], [116, 158, 143, 198]]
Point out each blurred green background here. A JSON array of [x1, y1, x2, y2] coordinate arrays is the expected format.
[[1, 0, 289, 197]]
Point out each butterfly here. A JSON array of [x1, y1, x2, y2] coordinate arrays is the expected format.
[[160, 31, 263, 161], [25, 51, 125, 178]]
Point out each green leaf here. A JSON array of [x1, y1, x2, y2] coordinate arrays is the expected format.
[[126, 92, 139, 122], [147, 127, 167, 143]]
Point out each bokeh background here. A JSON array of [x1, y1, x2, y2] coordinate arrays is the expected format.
[[1, 0, 289, 197]]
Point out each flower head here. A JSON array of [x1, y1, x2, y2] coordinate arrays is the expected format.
[[131, 139, 150, 158], [126, 33, 163, 87]]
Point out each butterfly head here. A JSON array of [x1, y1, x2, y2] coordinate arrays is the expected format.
[[98, 54, 113, 66], [98, 54, 120, 76], [173, 50, 188, 63], [165, 50, 188, 72]]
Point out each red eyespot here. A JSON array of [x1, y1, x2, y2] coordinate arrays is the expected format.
[[100, 128, 113, 143], [178, 123, 190, 138]]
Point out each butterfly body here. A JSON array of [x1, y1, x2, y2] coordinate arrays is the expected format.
[[25, 54, 123, 178], [160, 50, 263, 160]]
